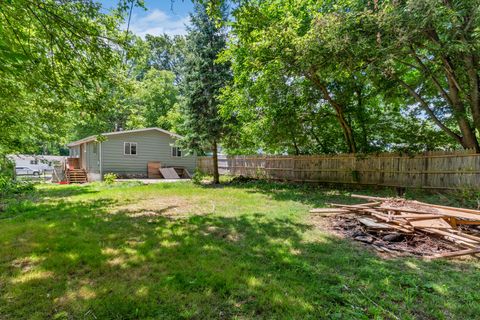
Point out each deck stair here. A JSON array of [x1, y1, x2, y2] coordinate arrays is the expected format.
[[67, 169, 88, 183]]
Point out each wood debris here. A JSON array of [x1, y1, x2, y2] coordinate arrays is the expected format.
[[310, 194, 480, 259]]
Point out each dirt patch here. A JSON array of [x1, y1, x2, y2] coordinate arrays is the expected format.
[[11, 256, 44, 273], [201, 225, 244, 242], [111, 196, 213, 219]]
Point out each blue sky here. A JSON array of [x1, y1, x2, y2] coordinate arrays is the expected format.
[[101, 0, 194, 37]]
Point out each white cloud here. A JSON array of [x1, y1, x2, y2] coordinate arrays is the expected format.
[[127, 9, 189, 37]]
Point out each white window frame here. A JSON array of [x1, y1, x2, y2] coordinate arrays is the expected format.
[[124, 142, 138, 155], [171, 146, 182, 157]]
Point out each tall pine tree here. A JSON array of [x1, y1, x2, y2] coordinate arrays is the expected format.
[[181, 3, 231, 184]]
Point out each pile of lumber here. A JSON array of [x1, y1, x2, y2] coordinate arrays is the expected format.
[[310, 194, 480, 259]]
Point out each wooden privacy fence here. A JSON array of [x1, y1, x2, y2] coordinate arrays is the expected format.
[[197, 150, 480, 189]]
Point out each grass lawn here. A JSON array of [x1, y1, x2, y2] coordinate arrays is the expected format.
[[1, 180, 479, 319]]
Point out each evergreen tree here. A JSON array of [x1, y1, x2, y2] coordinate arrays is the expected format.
[[181, 3, 231, 184]]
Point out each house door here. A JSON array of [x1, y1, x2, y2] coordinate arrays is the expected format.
[[80, 144, 87, 169]]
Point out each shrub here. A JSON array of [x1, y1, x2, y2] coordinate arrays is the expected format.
[[0, 155, 14, 180], [103, 173, 117, 184], [0, 156, 34, 199], [192, 168, 205, 184], [0, 177, 35, 198]]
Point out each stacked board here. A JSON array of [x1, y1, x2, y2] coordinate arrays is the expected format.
[[311, 194, 480, 259]]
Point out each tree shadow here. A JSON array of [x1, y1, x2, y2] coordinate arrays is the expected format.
[[201, 179, 476, 209], [200, 180, 397, 208], [35, 184, 100, 199], [1, 196, 480, 319]]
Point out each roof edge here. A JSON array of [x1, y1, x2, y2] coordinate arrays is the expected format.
[[67, 127, 183, 147]]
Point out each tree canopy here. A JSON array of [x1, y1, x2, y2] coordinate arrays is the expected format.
[[0, 0, 478, 159], [0, 0, 136, 155], [219, 0, 466, 155]]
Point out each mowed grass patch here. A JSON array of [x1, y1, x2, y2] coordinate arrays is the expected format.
[[0, 181, 479, 319]]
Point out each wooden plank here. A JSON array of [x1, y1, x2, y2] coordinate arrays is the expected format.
[[357, 217, 393, 229], [413, 201, 480, 215], [329, 202, 381, 209], [428, 248, 480, 259], [419, 228, 480, 247], [309, 208, 350, 214], [379, 206, 480, 221], [448, 230, 480, 242], [393, 214, 443, 219], [362, 210, 414, 233], [454, 220, 480, 225], [409, 218, 452, 229], [159, 168, 180, 179], [350, 194, 391, 202], [147, 161, 162, 179]]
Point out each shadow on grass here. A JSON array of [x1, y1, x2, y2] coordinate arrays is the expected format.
[[1, 196, 480, 319], [201, 179, 479, 209], [35, 184, 100, 199], [199, 179, 399, 208]]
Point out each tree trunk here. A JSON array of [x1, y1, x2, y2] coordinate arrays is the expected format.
[[212, 140, 220, 184], [465, 55, 480, 130], [355, 86, 369, 152], [397, 78, 471, 148], [308, 72, 357, 153], [455, 114, 480, 151], [446, 72, 480, 152], [336, 109, 357, 153], [292, 134, 300, 155], [411, 27, 480, 152], [321, 92, 357, 153]]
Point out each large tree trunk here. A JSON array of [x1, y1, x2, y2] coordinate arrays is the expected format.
[[446, 72, 480, 152], [212, 140, 220, 184], [453, 110, 480, 151], [320, 90, 357, 153], [335, 108, 357, 153], [465, 55, 480, 130], [308, 72, 357, 153], [397, 77, 480, 151], [417, 28, 480, 152]]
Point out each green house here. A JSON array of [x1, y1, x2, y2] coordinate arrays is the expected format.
[[67, 128, 196, 181]]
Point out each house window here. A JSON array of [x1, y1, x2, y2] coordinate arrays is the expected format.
[[93, 143, 98, 154], [124, 142, 137, 155], [171, 146, 182, 157]]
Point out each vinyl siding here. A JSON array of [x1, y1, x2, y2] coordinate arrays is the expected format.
[[101, 130, 196, 175]]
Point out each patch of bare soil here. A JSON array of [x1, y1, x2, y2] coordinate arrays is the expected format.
[[111, 196, 213, 219], [201, 225, 244, 242], [11, 256, 44, 272]]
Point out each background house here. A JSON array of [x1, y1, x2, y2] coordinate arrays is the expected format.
[[67, 128, 196, 181], [9, 155, 66, 173]]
